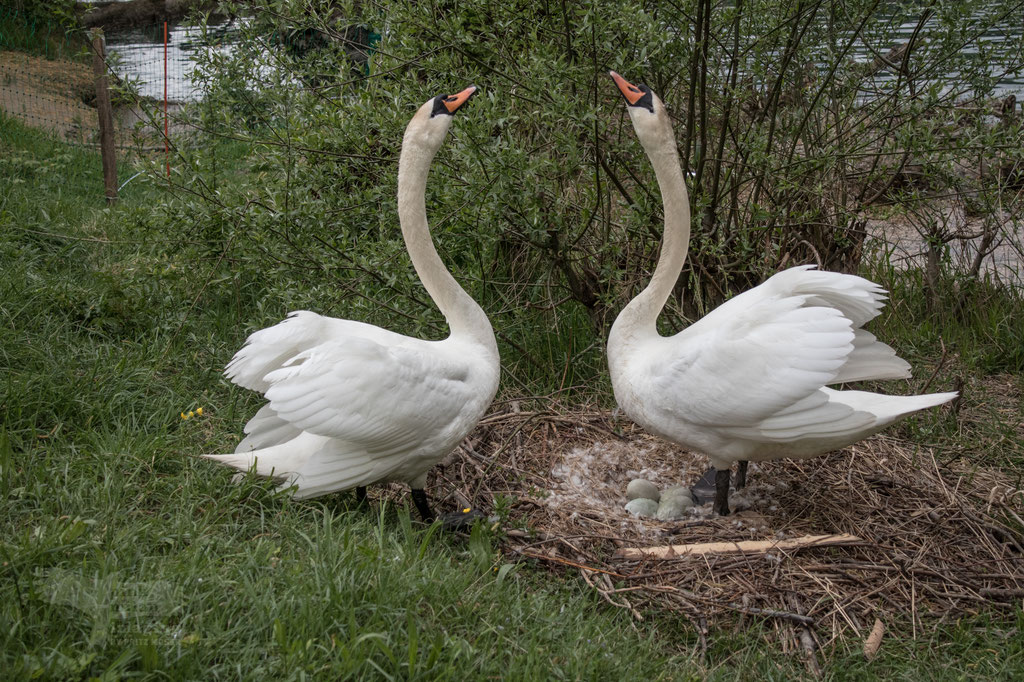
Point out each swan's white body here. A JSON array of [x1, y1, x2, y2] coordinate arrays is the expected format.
[[204, 91, 499, 501], [610, 264, 954, 470], [606, 72, 955, 508]]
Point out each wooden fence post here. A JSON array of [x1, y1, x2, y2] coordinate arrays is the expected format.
[[90, 29, 118, 204]]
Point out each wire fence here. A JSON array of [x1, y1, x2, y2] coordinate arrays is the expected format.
[[0, 7, 382, 195], [0, 46, 102, 145], [1, 7, 196, 158]]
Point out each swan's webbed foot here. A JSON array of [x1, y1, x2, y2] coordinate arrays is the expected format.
[[410, 489, 484, 531], [355, 486, 368, 506], [690, 466, 735, 514], [713, 468, 731, 516], [690, 467, 718, 505], [439, 507, 485, 530], [734, 460, 748, 489]]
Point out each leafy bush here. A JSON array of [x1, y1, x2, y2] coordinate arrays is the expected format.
[[164, 0, 1023, 392]]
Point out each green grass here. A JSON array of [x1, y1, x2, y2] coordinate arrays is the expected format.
[[0, 114, 693, 679], [866, 260, 1024, 376], [0, 6, 85, 61], [2, 114, 1023, 680]]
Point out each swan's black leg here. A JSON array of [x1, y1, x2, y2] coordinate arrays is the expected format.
[[410, 488, 435, 522], [355, 486, 368, 506], [713, 468, 732, 516], [735, 461, 748, 489]]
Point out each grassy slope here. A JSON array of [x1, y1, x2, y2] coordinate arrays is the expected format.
[[1, 115, 1022, 680]]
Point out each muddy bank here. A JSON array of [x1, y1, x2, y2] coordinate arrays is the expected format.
[[0, 51, 98, 144], [0, 50, 189, 147]]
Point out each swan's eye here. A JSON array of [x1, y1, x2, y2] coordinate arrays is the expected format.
[[432, 94, 460, 117]]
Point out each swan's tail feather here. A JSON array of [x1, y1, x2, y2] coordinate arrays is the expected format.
[[826, 388, 958, 426], [203, 430, 325, 481], [730, 388, 956, 445], [204, 432, 392, 500], [201, 451, 291, 480]]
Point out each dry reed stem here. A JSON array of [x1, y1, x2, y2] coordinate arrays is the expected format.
[[615, 533, 862, 560]]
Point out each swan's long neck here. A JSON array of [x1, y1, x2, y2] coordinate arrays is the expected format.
[[610, 132, 691, 343], [397, 129, 496, 352]]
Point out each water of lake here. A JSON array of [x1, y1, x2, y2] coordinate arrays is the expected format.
[[848, 10, 1024, 100], [104, 20, 238, 102]]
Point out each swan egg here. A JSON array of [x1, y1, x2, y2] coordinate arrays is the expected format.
[[625, 479, 660, 502], [624, 498, 659, 517]]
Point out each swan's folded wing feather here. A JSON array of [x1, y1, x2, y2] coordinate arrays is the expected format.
[[831, 329, 911, 383], [225, 311, 331, 392], [723, 391, 875, 441], [649, 295, 855, 426], [225, 311, 410, 394], [262, 337, 475, 453], [234, 404, 304, 453], [763, 265, 888, 327]]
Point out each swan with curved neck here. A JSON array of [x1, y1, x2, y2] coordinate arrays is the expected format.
[[205, 87, 499, 524], [607, 72, 956, 515]]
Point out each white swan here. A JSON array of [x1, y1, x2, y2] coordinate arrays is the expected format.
[[606, 72, 956, 515], [204, 87, 500, 523]]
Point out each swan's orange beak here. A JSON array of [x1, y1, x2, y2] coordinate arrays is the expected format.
[[609, 71, 645, 106], [441, 85, 478, 114]]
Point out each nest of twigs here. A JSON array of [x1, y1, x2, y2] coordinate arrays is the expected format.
[[424, 404, 1024, 663]]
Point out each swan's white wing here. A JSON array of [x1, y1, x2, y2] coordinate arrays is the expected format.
[[832, 330, 910, 383], [234, 404, 303, 453], [764, 265, 887, 327], [262, 337, 478, 454], [225, 311, 329, 392], [224, 311, 407, 393], [723, 390, 873, 442], [764, 266, 912, 382], [648, 291, 855, 426]]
